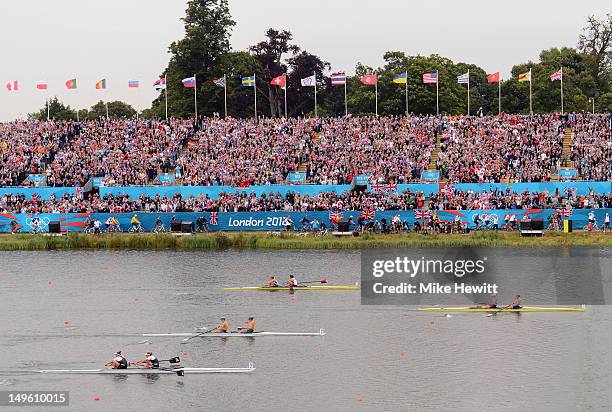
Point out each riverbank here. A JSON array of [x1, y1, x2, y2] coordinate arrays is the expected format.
[[0, 231, 610, 250]]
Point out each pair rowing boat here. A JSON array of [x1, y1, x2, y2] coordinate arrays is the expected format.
[[143, 329, 326, 338], [417, 305, 586, 313], [223, 285, 359, 291], [39, 363, 255, 375]]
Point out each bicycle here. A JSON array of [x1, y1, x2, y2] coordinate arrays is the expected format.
[[152, 224, 167, 233], [129, 223, 145, 233], [105, 224, 122, 233], [583, 221, 599, 232]]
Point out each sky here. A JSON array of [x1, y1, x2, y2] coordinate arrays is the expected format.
[[0, 0, 609, 121]]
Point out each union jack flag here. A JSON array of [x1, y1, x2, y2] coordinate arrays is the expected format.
[[556, 208, 572, 217], [329, 211, 343, 223], [415, 210, 431, 220], [209, 212, 218, 225], [361, 210, 374, 220]]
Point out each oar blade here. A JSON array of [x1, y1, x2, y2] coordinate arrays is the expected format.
[[176, 370, 185, 377]]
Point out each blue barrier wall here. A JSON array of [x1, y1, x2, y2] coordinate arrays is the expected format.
[[453, 181, 611, 196], [1, 209, 609, 233], [0, 187, 81, 200], [1, 181, 609, 202]]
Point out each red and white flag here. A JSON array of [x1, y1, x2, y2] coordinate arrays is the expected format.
[[550, 69, 562, 81], [487, 72, 500, 83], [270, 74, 286, 88], [360, 73, 377, 86], [36, 81, 48, 90], [6, 80, 19, 91]]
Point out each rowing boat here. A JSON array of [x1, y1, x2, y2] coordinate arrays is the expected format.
[[223, 285, 359, 291], [143, 329, 326, 337], [39, 363, 255, 374], [417, 305, 586, 313]]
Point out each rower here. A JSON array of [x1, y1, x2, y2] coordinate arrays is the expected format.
[[130, 352, 159, 369], [213, 317, 229, 333], [506, 295, 522, 309], [479, 294, 498, 309], [238, 317, 256, 334], [266, 276, 279, 287], [105, 351, 128, 369], [287, 275, 298, 290]]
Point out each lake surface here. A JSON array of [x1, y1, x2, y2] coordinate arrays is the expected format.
[[1, 248, 611, 411]]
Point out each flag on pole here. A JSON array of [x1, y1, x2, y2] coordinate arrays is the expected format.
[[487, 72, 500, 83], [331, 73, 347, 85], [550, 69, 562, 81], [6, 80, 19, 91], [301, 74, 316, 87], [423, 72, 438, 84], [153, 77, 166, 90], [457, 73, 469, 84], [128, 80, 139, 88], [212, 77, 225, 88], [36, 81, 48, 90], [95, 79, 107, 89], [65, 79, 77, 89], [360, 73, 377, 85], [518, 71, 531, 82], [270, 74, 286, 88], [182, 77, 196, 88], [393, 73, 407, 84], [242, 76, 255, 87]]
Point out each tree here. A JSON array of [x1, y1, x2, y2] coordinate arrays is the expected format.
[[286, 51, 330, 117], [250, 29, 300, 117], [578, 14, 612, 93], [86, 101, 137, 120], [28, 97, 77, 121], [149, 0, 235, 118]]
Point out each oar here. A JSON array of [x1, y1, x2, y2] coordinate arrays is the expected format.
[[181, 328, 214, 343], [159, 357, 180, 364], [487, 305, 512, 317], [298, 279, 328, 285]]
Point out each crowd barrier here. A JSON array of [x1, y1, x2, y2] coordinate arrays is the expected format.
[[0, 209, 609, 233], [1, 181, 610, 201]]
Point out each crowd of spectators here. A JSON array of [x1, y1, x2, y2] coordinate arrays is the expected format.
[[0, 114, 609, 188], [571, 114, 612, 181], [1, 186, 610, 214], [434, 114, 566, 182]]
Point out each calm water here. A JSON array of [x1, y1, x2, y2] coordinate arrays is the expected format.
[[0, 249, 611, 411]]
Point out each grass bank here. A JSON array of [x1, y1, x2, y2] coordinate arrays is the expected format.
[[0, 231, 610, 251]]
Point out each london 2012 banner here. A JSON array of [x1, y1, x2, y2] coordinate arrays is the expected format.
[[0, 209, 610, 233]]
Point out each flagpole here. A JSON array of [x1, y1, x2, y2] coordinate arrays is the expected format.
[[467, 69, 470, 116], [405, 70, 408, 116], [498, 77, 501, 115], [436, 70, 439, 117], [314, 72, 318, 118], [284, 73, 287, 118], [223, 74, 227, 118], [253, 73, 257, 120], [164, 76, 168, 121], [46, 96, 50, 121], [529, 68, 533, 115], [193, 74, 198, 120], [105, 101, 109, 119], [375, 72, 378, 117], [344, 78, 348, 116], [560, 67, 564, 115]]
